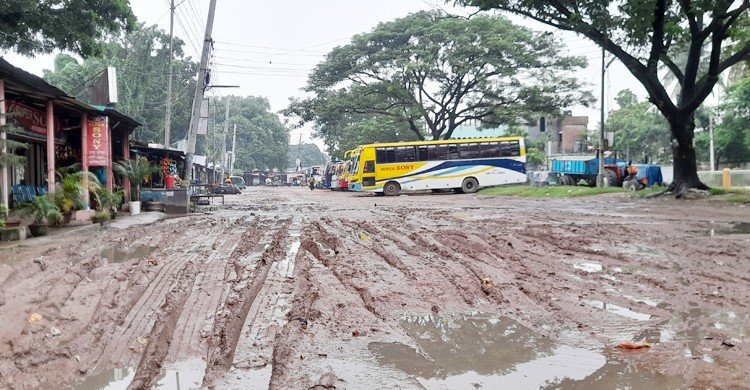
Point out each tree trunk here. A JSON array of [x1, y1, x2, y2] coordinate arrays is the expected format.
[[668, 115, 709, 196]]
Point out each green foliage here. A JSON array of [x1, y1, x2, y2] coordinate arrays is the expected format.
[[608, 90, 671, 164], [51, 164, 102, 213], [0, 0, 135, 57], [113, 157, 159, 201], [294, 10, 590, 146], [0, 122, 28, 170], [91, 210, 111, 225], [696, 76, 750, 166], [201, 96, 290, 172], [460, 1, 750, 189], [289, 143, 327, 169], [43, 23, 198, 144], [15, 196, 63, 226], [479, 185, 626, 198], [0, 203, 7, 227], [95, 188, 123, 214]]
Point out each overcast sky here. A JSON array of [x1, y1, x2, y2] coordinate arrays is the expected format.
[[2, 0, 646, 150]]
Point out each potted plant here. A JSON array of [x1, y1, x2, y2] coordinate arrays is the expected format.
[[15, 196, 63, 237], [53, 164, 101, 224], [113, 157, 158, 215], [91, 210, 111, 226], [0, 204, 7, 228], [94, 188, 123, 219]]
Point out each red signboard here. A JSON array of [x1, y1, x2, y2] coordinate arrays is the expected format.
[[4, 101, 63, 135], [86, 116, 110, 166]]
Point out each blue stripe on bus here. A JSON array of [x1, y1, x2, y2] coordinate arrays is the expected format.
[[404, 158, 525, 180]]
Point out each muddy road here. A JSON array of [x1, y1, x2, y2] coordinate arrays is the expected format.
[[0, 187, 748, 389]]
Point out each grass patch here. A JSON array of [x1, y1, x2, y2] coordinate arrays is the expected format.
[[479, 185, 626, 198], [709, 187, 750, 203]]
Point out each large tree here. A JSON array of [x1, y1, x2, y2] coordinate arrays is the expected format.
[[43, 23, 198, 144], [300, 10, 590, 143], [0, 0, 135, 57], [696, 74, 750, 167], [608, 90, 672, 163], [206, 96, 290, 172], [460, 0, 750, 195]]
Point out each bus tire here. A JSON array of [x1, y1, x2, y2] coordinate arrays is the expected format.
[[383, 181, 401, 196], [461, 177, 479, 194]]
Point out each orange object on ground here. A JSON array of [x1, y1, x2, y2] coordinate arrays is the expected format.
[[165, 175, 175, 189], [617, 341, 651, 350]]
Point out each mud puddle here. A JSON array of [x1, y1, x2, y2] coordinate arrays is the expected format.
[[710, 221, 750, 236], [75, 360, 206, 389], [74, 367, 135, 390], [573, 261, 603, 273], [99, 245, 156, 263], [584, 300, 652, 321], [370, 315, 606, 389]]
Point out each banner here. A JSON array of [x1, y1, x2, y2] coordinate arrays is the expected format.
[[4, 101, 63, 135], [86, 116, 110, 166]]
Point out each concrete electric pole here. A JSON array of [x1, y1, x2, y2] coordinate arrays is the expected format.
[[230, 123, 237, 174], [183, 0, 217, 181], [164, 0, 176, 148], [220, 98, 229, 181]]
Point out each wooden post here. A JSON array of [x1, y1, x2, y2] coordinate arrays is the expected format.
[[106, 122, 113, 193], [46, 101, 55, 193], [123, 130, 131, 201], [81, 114, 89, 209], [0, 79, 8, 207]]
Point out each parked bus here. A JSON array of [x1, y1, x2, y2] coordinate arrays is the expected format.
[[347, 137, 526, 196]]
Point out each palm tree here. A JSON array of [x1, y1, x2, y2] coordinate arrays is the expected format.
[[112, 157, 159, 201], [53, 163, 101, 213]]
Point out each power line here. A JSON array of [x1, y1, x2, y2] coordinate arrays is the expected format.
[[213, 47, 326, 57], [213, 62, 314, 72], [213, 41, 328, 53]]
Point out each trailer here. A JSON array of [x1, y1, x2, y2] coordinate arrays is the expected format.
[[550, 155, 627, 187]]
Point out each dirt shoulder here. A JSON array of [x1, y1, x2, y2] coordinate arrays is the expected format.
[[0, 187, 748, 389]]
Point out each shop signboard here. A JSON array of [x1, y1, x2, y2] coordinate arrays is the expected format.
[[4, 101, 63, 135], [86, 116, 110, 166]]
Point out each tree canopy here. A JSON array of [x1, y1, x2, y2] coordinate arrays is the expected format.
[[0, 0, 135, 57], [460, 0, 750, 193], [43, 23, 198, 144], [204, 96, 290, 172], [607, 90, 672, 164], [288, 143, 327, 169], [294, 10, 590, 146], [696, 74, 750, 167]]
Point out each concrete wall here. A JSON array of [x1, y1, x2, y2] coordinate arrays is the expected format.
[[698, 170, 750, 188]]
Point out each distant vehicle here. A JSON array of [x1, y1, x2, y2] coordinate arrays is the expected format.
[[551, 154, 627, 187], [347, 137, 527, 196], [229, 175, 246, 190]]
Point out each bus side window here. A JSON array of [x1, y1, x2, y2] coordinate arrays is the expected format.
[[460, 143, 481, 159], [482, 142, 500, 158], [427, 145, 447, 160], [385, 148, 396, 163], [447, 144, 459, 159], [501, 141, 521, 157], [417, 146, 428, 161], [376, 148, 386, 164], [364, 160, 375, 173], [395, 146, 416, 162]]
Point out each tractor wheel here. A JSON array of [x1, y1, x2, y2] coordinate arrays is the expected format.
[[461, 177, 479, 194], [383, 181, 401, 196]]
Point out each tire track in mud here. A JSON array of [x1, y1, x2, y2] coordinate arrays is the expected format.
[[201, 219, 290, 387], [127, 261, 197, 390]]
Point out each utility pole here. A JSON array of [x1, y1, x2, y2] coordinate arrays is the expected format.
[[164, 0, 176, 147], [596, 48, 606, 188], [230, 123, 237, 173], [184, 0, 217, 181], [709, 116, 716, 171], [220, 98, 229, 181]]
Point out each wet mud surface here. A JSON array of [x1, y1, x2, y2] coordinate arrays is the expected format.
[[0, 187, 749, 389]]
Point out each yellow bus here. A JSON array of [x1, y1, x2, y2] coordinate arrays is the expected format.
[[347, 137, 527, 196]]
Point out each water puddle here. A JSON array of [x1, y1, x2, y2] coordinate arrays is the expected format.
[[709, 221, 750, 236], [369, 315, 606, 389], [574, 262, 603, 273], [75, 359, 206, 389], [74, 367, 135, 389], [154, 359, 206, 389], [99, 245, 156, 263], [584, 300, 652, 321]]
